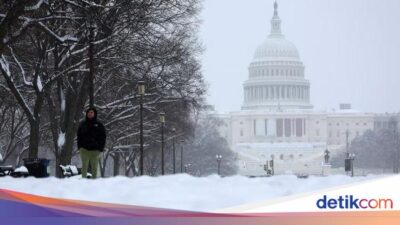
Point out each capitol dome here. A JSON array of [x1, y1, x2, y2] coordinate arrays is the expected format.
[[253, 37, 300, 61], [242, 1, 313, 111]]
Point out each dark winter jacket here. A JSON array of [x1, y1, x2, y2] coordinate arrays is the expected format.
[[77, 108, 106, 151]]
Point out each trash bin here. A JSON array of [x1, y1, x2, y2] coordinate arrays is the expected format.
[[23, 158, 50, 178]]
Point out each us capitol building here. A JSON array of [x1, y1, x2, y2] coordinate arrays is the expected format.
[[215, 1, 399, 176]]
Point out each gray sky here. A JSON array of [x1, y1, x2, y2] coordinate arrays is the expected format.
[[199, 0, 400, 113]]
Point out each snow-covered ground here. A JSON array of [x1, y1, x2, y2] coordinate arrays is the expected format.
[[0, 174, 384, 212]]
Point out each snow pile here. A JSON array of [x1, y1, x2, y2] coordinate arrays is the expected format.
[[14, 166, 28, 173], [60, 165, 79, 176], [0, 174, 382, 212]]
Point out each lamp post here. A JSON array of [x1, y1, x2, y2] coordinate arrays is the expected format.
[[160, 112, 165, 175], [345, 129, 350, 154], [180, 140, 184, 173], [88, 18, 97, 108], [172, 128, 176, 174], [184, 163, 192, 173], [216, 155, 222, 175], [324, 149, 330, 165], [345, 153, 356, 177], [138, 81, 145, 176], [269, 159, 274, 175], [349, 153, 355, 177]]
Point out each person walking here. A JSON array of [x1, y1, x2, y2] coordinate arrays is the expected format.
[[77, 107, 106, 178]]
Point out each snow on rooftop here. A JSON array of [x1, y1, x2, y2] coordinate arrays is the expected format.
[[236, 142, 326, 149]]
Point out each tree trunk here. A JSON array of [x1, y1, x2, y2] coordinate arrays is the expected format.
[[113, 153, 120, 176], [27, 119, 40, 158]]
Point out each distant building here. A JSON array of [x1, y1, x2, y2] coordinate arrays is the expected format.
[[215, 2, 396, 176]]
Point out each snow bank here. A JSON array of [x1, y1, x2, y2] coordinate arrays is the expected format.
[[0, 174, 382, 212]]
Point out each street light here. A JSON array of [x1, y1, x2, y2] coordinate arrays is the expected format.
[[138, 80, 145, 176], [324, 149, 330, 165], [88, 17, 97, 108], [180, 140, 184, 173], [160, 112, 165, 175], [349, 153, 355, 177], [216, 155, 222, 175], [345, 129, 350, 154], [172, 127, 176, 174], [184, 163, 192, 173]]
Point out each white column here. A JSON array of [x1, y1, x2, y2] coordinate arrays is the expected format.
[[293, 86, 296, 99], [297, 86, 300, 99], [301, 87, 303, 100], [261, 86, 264, 100], [268, 118, 277, 136], [263, 86, 266, 100], [286, 86, 290, 100], [292, 86, 295, 99], [277, 86, 281, 99], [249, 87, 252, 101], [291, 119, 294, 137]]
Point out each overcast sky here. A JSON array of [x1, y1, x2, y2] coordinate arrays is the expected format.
[[199, 0, 400, 113]]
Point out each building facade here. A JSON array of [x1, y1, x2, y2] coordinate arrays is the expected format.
[[216, 2, 395, 176]]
